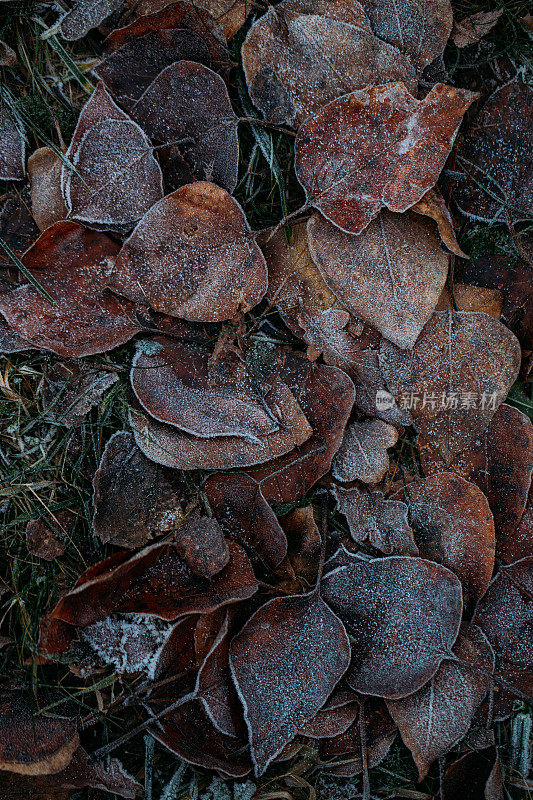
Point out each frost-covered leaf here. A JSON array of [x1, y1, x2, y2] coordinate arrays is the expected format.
[[359, 0, 453, 70], [131, 61, 239, 192], [298, 688, 359, 739], [135, 0, 254, 40], [92, 431, 185, 549], [242, 0, 416, 127], [229, 590, 351, 774], [60, 0, 124, 40], [277, 505, 322, 590], [419, 404, 533, 564], [205, 473, 288, 570], [334, 485, 418, 555], [0, 105, 25, 181], [451, 9, 503, 48], [28, 147, 67, 232], [0, 221, 142, 357], [25, 510, 70, 561], [387, 624, 494, 779], [295, 82, 475, 235], [322, 556, 463, 698], [0, 192, 39, 258], [441, 747, 503, 800], [455, 77, 533, 225], [111, 182, 267, 320], [332, 419, 398, 484], [379, 311, 521, 462], [43, 361, 118, 426], [174, 516, 230, 578], [0, 41, 16, 66], [410, 187, 467, 258], [308, 210, 449, 348]]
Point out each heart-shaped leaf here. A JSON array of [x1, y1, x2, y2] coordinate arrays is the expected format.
[[332, 419, 398, 484]]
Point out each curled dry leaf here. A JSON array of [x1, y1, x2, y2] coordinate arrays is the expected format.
[[131, 61, 239, 193], [63, 83, 163, 231], [308, 209, 449, 348], [451, 8, 503, 48], [92, 431, 185, 549], [94, 29, 211, 110], [43, 360, 118, 426], [0, 105, 25, 181], [387, 624, 494, 779], [359, 0, 453, 70], [333, 485, 418, 556], [28, 147, 67, 232], [322, 556, 463, 698], [174, 516, 230, 578], [0, 221, 142, 357], [332, 419, 398, 484], [60, 0, 124, 39], [455, 77, 533, 225], [411, 187, 467, 258], [419, 404, 533, 564], [204, 473, 288, 570], [111, 182, 267, 320], [380, 311, 521, 462], [229, 591, 351, 775], [395, 472, 495, 605], [131, 336, 281, 440], [295, 82, 476, 235], [242, 0, 416, 127]]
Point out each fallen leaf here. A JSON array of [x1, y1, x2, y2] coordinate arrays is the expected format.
[[277, 505, 322, 590], [204, 473, 288, 570], [451, 9, 503, 48], [295, 82, 475, 234], [135, 0, 253, 40], [27, 147, 68, 232], [60, 0, 124, 39], [299, 688, 359, 739], [26, 511, 70, 560], [43, 360, 118, 426], [322, 555, 463, 698], [62, 83, 163, 231], [379, 311, 521, 462], [308, 209, 449, 348], [441, 747, 503, 800], [332, 419, 398, 484], [0, 317, 32, 354], [334, 484, 418, 555], [229, 590, 351, 774], [111, 182, 267, 320], [174, 516, 230, 578], [452, 283, 504, 318], [0, 191, 39, 258], [242, 0, 416, 126], [131, 61, 239, 193], [0, 221, 142, 357], [0, 104, 25, 182], [455, 77, 533, 225], [387, 624, 494, 779], [411, 187, 467, 258], [0, 41, 17, 66], [359, 0, 453, 70], [92, 430, 185, 549]]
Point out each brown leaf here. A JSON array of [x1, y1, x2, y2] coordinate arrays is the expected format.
[[359, 0, 453, 70], [395, 472, 495, 605], [28, 148, 67, 232], [334, 484, 418, 555], [229, 590, 351, 774], [111, 182, 267, 320], [451, 9, 503, 48], [387, 624, 494, 779], [92, 430, 185, 549], [204, 473, 288, 569], [62, 83, 163, 231], [453, 284, 504, 318], [411, 187, 467, 258], [277, 505, 322, 590], [242, 0, 416, 127], [0, 221, 142, 357], [299, 688, 359, 739], [322, 555, 463, 698], [379, 311, 521, 462], [308, 209, 449, 348], [43, 360, 118, 426], [455, 77, 533, 225], [0, 41, 17, 66], [59, 0, 124, 39], [442, 747, 503, 800], [174, 516, 230, 578], [26, 511, 70, 561], [0, 191, 39, 259], [0, 105, 25, 181], [0, 317, 32, 354], [295, 82, 475, 235], [332, 419, 398, 484], [419, 404, 533, 564], [132, 0, 248, 40], [131, 61, 239, 192]]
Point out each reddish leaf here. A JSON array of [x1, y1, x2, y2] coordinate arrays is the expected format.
[[204, 473, 288, 570], [387, 624, 494, 779], [59, 0, 124, 39], [441, 747, 503, 800], [0, 105, 25, 181], [298, 688, 359, 739], [43, 360, 118, 426], [0, 221, 142, 357], [133, 0, 249, 40], [174, 516, 230, 578], [26, 511, 70, 561], [307, 210, 449, 348], [131, 61, 239, 193], [334, 485, 418, 555], [0, 319, 31, 354], [28, 147, 67, 232], [277, 505, 322, 590], [0, 192, 39, 259], [295, 82, 475, 235], [322, 555, 463, 698], [451, 9, 503, 47], [229, 590, 351, 774], [411, 187, 467, 258], [111, 182, 267, 320], [380, 311, 521, 462], [332, 419, 399, 484], [242, 0, 416, 127]]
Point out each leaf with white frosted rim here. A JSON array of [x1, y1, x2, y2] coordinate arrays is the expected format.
[[229, 590, 351, 775], [28, 147, 67, 232], [241, 0, 416, 127], [379, 311, 522, 463], [0, 105, 25, 181], [131, 61, 239, 193], [322, 556, 463, 699], [387, 624, 494, 779], [60, 0, 123, 39], [332, 419, 398, 484], [307, 210, 449, 349], [295, 82, 476, 235], [110, 181, 267, 320]]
